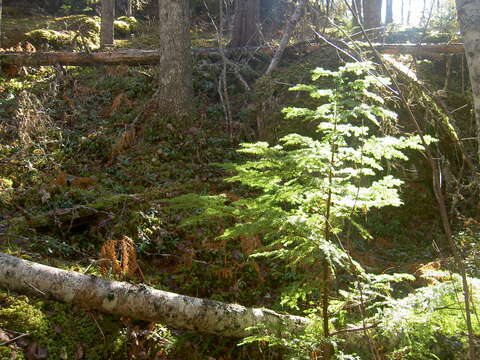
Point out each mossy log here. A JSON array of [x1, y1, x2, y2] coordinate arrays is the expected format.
[[0, 193, 140, 234], [0, 252, 310, 337], [372, 43, 464, 59], [0, 43, 466, 67]]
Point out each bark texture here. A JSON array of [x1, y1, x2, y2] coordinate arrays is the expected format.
[[456, 0, 480, 162], [101, 0, 115, 47], [158, 0, 193, 119], [363, 0, 382, 35], [230, 0, 260, 47], [352, 0, 363, 26], [385, 0, 393, 24], [126, 0, 133, 16], [0, 0, 3, 48], [0, 252, 310, 337]]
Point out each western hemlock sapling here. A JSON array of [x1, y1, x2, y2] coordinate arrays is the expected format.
[[168, 61, 434, 354]]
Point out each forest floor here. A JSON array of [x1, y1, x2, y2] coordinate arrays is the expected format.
[[0, 11, 472, 360]]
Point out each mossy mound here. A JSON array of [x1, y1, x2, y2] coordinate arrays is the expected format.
[[25, 15, 101, 50], [25, 29, 75, 49], [0, 291, 128, 359], [49, 15, 101, 35], [114, 16, 138, 38]]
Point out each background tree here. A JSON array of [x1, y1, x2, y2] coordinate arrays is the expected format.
[[0, 0, 2, 48], [386, 0, 393, 24], [230, 0, 260, 47], [456, 0, 480, 163], [158, 0, 193, 119], [101, 0, 115, 47], [352, 0, 363, 26], [363, 0, 382, 35]]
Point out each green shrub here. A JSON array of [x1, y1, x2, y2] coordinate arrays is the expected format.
[[378, 274, 480, 359]]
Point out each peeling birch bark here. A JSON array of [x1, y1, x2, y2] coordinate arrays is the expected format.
[[0, 252, 310, 337]]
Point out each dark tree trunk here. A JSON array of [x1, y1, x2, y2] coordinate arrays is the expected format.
[[352, 0, 363, 26], [0, 0, 3, 48], [386, 0, 393, 24], [101, 0, 115, 47], [363, 0, 382, 36], [158, 0, 193, 119], [126, 0, 133, 16], [457, 0, 480, 163], [230, 0, 261, 47], [406, 0, 411, 25], [401, 0, 404, 24]]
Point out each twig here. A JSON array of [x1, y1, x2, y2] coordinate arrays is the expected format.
[[0, 333, 29, 346], [25, 281, 46, 296], [330, 323, 379, 336], [89, 312, 105, 340]]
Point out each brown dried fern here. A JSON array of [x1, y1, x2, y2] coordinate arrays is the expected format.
[[99, 236, 144, 280]]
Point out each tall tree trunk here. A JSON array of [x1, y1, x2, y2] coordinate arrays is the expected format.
[[386, 0, 393, 24], [127, 0, 133, 16], [457, 0, 480, 164], [401, 0, 404, 24], [363, 0, 382, 37], [352, 0, 363, 26], [101, 0, 115, 47], [158, 0, 193, 119], [406, 0, 411, 25], [230, 0, 261, 47], [0, 0, 2, 48]]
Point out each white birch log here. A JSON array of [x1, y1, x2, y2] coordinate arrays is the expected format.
[[0, 252, 310, 337]]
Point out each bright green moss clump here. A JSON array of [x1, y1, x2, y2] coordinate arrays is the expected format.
[[25, 29, 76, 49], [0, 291, 127, 359], [114, 16, 138, 37], [25, 16, 102, 49]]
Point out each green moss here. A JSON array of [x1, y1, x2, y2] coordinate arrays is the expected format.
[[25, 16, 101, 50], [25, 29, 76, 49], [117, 16, 138, 28], [0, 294, 49, 338], [0, 292, 127, 359], [0, 346, 24, 360], [114, 17, 138, 38]]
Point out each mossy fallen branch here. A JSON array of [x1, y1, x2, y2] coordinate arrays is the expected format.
[[0, 193, 140, 234], [0, 43, 466, 67]]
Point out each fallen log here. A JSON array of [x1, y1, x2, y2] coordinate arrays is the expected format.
[[0, 252, 310, 337], [371, 43, 464, 58], [0, 43, 466, 67], [0, 193, 140, 234]]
